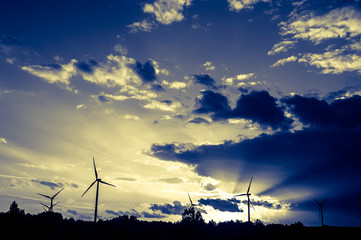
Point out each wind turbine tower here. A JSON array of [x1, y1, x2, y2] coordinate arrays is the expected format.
[[234, 177, 254, 222], [314, 199, 326, 226], [37, 188, 64, 212], [81, 157, 115, 222]]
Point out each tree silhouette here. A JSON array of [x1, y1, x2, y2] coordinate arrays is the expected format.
[[8, 201, 25, 215], [181, 206, 204, 223]]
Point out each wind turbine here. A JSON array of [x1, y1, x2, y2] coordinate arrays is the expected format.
[[234, 177, 255, 223], [314, 199, 326, 226], [37, 188, 64, 212], [188, 192, 196, 210], [81, 157, 115, 223]]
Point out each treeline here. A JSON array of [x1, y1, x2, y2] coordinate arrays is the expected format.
[[1, 201, 360, 240]]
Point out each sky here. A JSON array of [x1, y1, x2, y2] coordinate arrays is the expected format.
[[1, 0, 361, 227]]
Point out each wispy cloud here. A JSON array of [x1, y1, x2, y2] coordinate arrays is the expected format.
[[270, 6, 361, 74], [228, 0, 270, 12]]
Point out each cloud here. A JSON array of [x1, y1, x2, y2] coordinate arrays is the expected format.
[[223, 73, 255, 86], [127, 19, 155, 33], [143, 99, 181, 112], [283, 94, 361, 129], [193, 90, 231, 120], [193, 90, 293, 130], [228, 0, 270, 12], [298, 49, 361, 74], [141, 211, 166, 219], [193, 74, 218, 89], [203, 61, 215, 71], [267, 40, 296, 56], [106, 209, 142, 218], [31, 180, 63, 190], [198, 198, 242, 212], [134, 60, 157, 83], [113, 44, 128, 55], [280, 6, 361, 45], [187, 117, 210, 124], [143, 0, 192, 25], [269, 6, 361, 74], [271, 56, 298, 67], [149, 200, 187, 215], [21, 60, 77, 90], [162, 80, 188, 89], [75, 59, 99, 74], [0, 137, 7, 144], [158, 177, 183, 184], [149, 91, 361, 224]]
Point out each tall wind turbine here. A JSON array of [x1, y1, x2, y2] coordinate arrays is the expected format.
[[188, 192, 196, 210], [234, 177, 254, 222], [37, 188, 64, 212], [314, 199, 326, 226], [81, 157, 115, 223]]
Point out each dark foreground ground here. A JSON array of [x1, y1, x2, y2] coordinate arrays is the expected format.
[[1, 211, 361, 240]]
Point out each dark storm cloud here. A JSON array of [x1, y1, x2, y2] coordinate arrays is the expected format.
[[193, 90, 231, 120], [232, 91, 293, 130], [241, 199, 282, 210], [187, 117, 210, 124], [134, 60, 157, 83], [98, 94, 111, 103], [193, 90, 293, 130], [141, 211, 166, 219], [151, 84, 165, 92], [193, 74, 217, 89], [149, 200, 187, 215], [32, 180, 63, 190], [75, 59, 98, 74], [106, 209, 142, 218], [198, 198, 242, 212], [284, 94, 361, 129], [151, 91, 361, 225]]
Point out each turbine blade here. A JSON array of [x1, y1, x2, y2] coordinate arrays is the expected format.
[[234, 194, 247, 197], [247, 177, 253, 194], [53, 201, 59, 207], [93, 157, 98, 179], [100, 180, 115, 187], [52, 188, 64, 199], [37, 193, 51, 199], [321, 199, 326, 205], [81, 180, 96, 197], [188, 192, 193, 205], [39, 202, 50, 209], [314, 199, 320, 206]]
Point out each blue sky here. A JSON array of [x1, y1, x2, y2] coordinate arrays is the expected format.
[[1, 0, 361, 226]]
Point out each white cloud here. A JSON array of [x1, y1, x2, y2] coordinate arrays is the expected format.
[[228, 0, 270, 12], [223, 73, 255, 85], [80, 55, 141, 87], [268, 40, 296, 55], [76, 104, 86, 110], [271, 56, 298, 67], [127, 19, 155, 33], [280, 7, 361, 45], [299, 49, 361, 74], [162, 80, 188, 89], [202, 61, 215, 71], [123, 114, 140, 121], [0, 137, 7, 144], [143, 0, 192, 25], [21, 60, 77, 91], [113, 44, 128, 55], [269, 6, 361, 74], [143, 100, 181, 112]]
